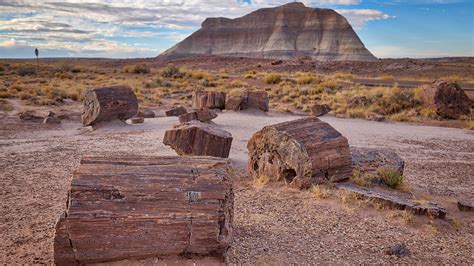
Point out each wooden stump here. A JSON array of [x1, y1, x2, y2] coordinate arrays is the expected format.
[[225, 90, 269, 111], [54, 156, 233, 265], [81, 85, 138, 126], [247, 117, 352, 189], [192, 91, 226, 110], [164, 122, 232, 158], [420, 80, 471, 119]]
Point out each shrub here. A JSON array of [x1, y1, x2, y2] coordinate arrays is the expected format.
[[16, 67, 36, 76], [311, 185, 330, 199], [144, 78, 162, 89], [297, 73, 320, 85], [199, 79, 215, 87], [377, 168, 404, 189], [334, 73, 353, 80], [190, 70, 211, 80], [264, 73, 282, 84], [161, 65, 181, 78], [132, 64, 150, 74]]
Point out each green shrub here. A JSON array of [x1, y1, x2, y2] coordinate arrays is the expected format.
[[378, 168, 404, 189]]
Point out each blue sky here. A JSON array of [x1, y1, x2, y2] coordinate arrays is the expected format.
[[0, 0, 472, 58]]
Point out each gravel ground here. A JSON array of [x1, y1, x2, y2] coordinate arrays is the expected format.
[[0, 105, 473, 264]]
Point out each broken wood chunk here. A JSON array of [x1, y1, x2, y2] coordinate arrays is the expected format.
[[54, 155, 233, 265], [351, 147, 405, 176], [165, 106, 187, 116], [164, 121, 233, 158], [311, 104, 331, 117], [336, 183, 447, 219], [457, 200, 474, 212], [137, 109, 155, 118], [420, 80, 471, 119], [179, 108, 218, 123], [130, 117, 144, 124], [225, 90, 269, 111], [247, 117, 352, 189], [81, 85, 138, 126], [192, 91, 226, 110]]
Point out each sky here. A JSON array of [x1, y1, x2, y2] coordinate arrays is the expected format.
[[0, 0, 472, 59]]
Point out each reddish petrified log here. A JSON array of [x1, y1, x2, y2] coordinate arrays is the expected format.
[[179, 108, 218, 123], [54, 155, 233, 265], [247, 117, 352, 189], [192, 91, 226, 110], [165, 106, 187, 116], [81, 85, 138, 126], [225, 90, 269, 111], [420, 80, 471, 119], [164, 121, 232, 158]]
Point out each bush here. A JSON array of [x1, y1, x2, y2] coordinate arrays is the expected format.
[[132, 64, 150, 74], [161, 65, 181, 78], [144, 78, 162, 89], [378, 168, 404, 189], [264, 73, 282, 84], [16, 67, 36, 76]]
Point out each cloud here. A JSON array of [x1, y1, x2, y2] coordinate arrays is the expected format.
[[0, 0, 392, 58]]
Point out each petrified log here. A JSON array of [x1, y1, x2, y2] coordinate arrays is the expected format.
[[179, 108, 218, 123], [165, 106, 187, 116], [247, 117, 352, 189], [225, 90, 269, 112], [81, 85, 138, 126], [351, 147, 405, 176], [164, 121, 232, 158], [54, 155, 233, 265], [311, 104, 331, 117], [130, 117, 144, 124], [336, 183, 447, 219], [420, 80, 471, 119], [137, 109, 155, 118], [192, 91, 226, 110], [457, 200, 474, 212]]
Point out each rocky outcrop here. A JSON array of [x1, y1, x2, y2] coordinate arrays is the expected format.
[[159, 2, 376, 61]]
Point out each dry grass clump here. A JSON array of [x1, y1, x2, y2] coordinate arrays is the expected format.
[[161, 64, 182, 78], [123, 63, 150, 74], [311, 185, 331, 199], [351, 170, 377, 187], [334, 73, 353, 80], [467, 121, 474, 130], [377, 168, 404, 190], [254, 175, 270, 188], [296, 72, 321, 85], [189, 70, 212, 80], [264, 73, 282, 84], [381, 74, 394, 80]]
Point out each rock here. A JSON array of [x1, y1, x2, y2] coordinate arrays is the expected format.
[[192, 91, 226, 110], [179, 108, 218, 123], [137, 109, 155, 118], [43, 116, 61, 125], [54, 155, 233, 264], [271, 60, 283, 65], [386, 243, 410, 258], [311, 104, 331, 117], [351, 147, 405, 176], [81, 85, 138, 126], [19, 111, 43, 121], [46, 111, 56, 117], [159, 3, 376, 61], [247, 117, 352, 189], [366, 114, 385, 122], [164, 121, 233, 158], [226, 90, 269, 112], [457, 200, 474, 212], [420, 80, 471, 119], [165, 106, 187, 117], [131, 117, 144, 124]]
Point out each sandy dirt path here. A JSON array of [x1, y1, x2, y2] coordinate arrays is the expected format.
[[1, 110, 473, 264]]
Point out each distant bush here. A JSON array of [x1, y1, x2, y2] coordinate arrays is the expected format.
[[15, 67, 36, 76], [264, 73, 282, 84], [189, 70, 211, 80], [161, 65, 181, 78], [144, 78, 162, 89], [334, 73, 353, 80], [132, 64, 150, 74], [297, 73, 320, 85]]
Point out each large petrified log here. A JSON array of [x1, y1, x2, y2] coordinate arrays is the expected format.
[[247, 117, 352, 189], [226, 90, 269, 112], [420, 80, 471, 119], [54, 155, 233, 265], [164, 121, 233, 158], [192, 91, 226, 110], [81, 85, 138, 126], [336, 183, 446, 219]]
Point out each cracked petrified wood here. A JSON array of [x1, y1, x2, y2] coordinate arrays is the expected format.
[[192, 91, 226, 110], [179, 108, 218, 123], [81, 85, 138, 126], [420, 80, 471, 119], [54, 155, 233, 265], [164, 121, 233, 158], [336, 183, 446, 219], [225, 90, 269, 112], [247, 117, 352, 189], [351, 147, 405, 176]]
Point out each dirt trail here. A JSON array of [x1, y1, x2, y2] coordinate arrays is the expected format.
[[1, 109, 473, 264]]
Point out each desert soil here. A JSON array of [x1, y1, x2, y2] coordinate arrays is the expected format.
[[0, 101, 473, 264]]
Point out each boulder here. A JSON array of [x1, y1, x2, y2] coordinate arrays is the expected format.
[[137, 109, 156, 118], [457, 200, 474, 212], [165, 106, 187, 117], [386, 243, 410, 257], [247, 117, 352, 189], [164, 121, 233, 158], [192, 91, 226, 110], [420, 80, 471, 119], [131, 117, 144, 124], [351, 147, 405, 176], [179, 108, 218, 123], [226, 90, 269, 112], [311, 104, 331, 117]]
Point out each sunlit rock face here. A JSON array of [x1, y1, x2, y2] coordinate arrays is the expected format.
[[159, 2, 377, 61]]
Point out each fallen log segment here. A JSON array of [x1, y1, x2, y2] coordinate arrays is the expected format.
[[179, 108, 218, 123], [164, 121, 233, 158], [192, 91, 226, 110], [81, 85, 138, 126], [54, 155, 234, 265], [226, 90, 269, 112], [247, 117, 352, 189], [420, 80, 471, 119], [336, 183, 447, 219], [351, 147, 405, 176]]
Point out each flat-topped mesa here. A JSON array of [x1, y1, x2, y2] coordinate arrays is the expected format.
[[159, 2, 376, 61]]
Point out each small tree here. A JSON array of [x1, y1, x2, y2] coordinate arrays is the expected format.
[[35, 48, 39, 67]]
